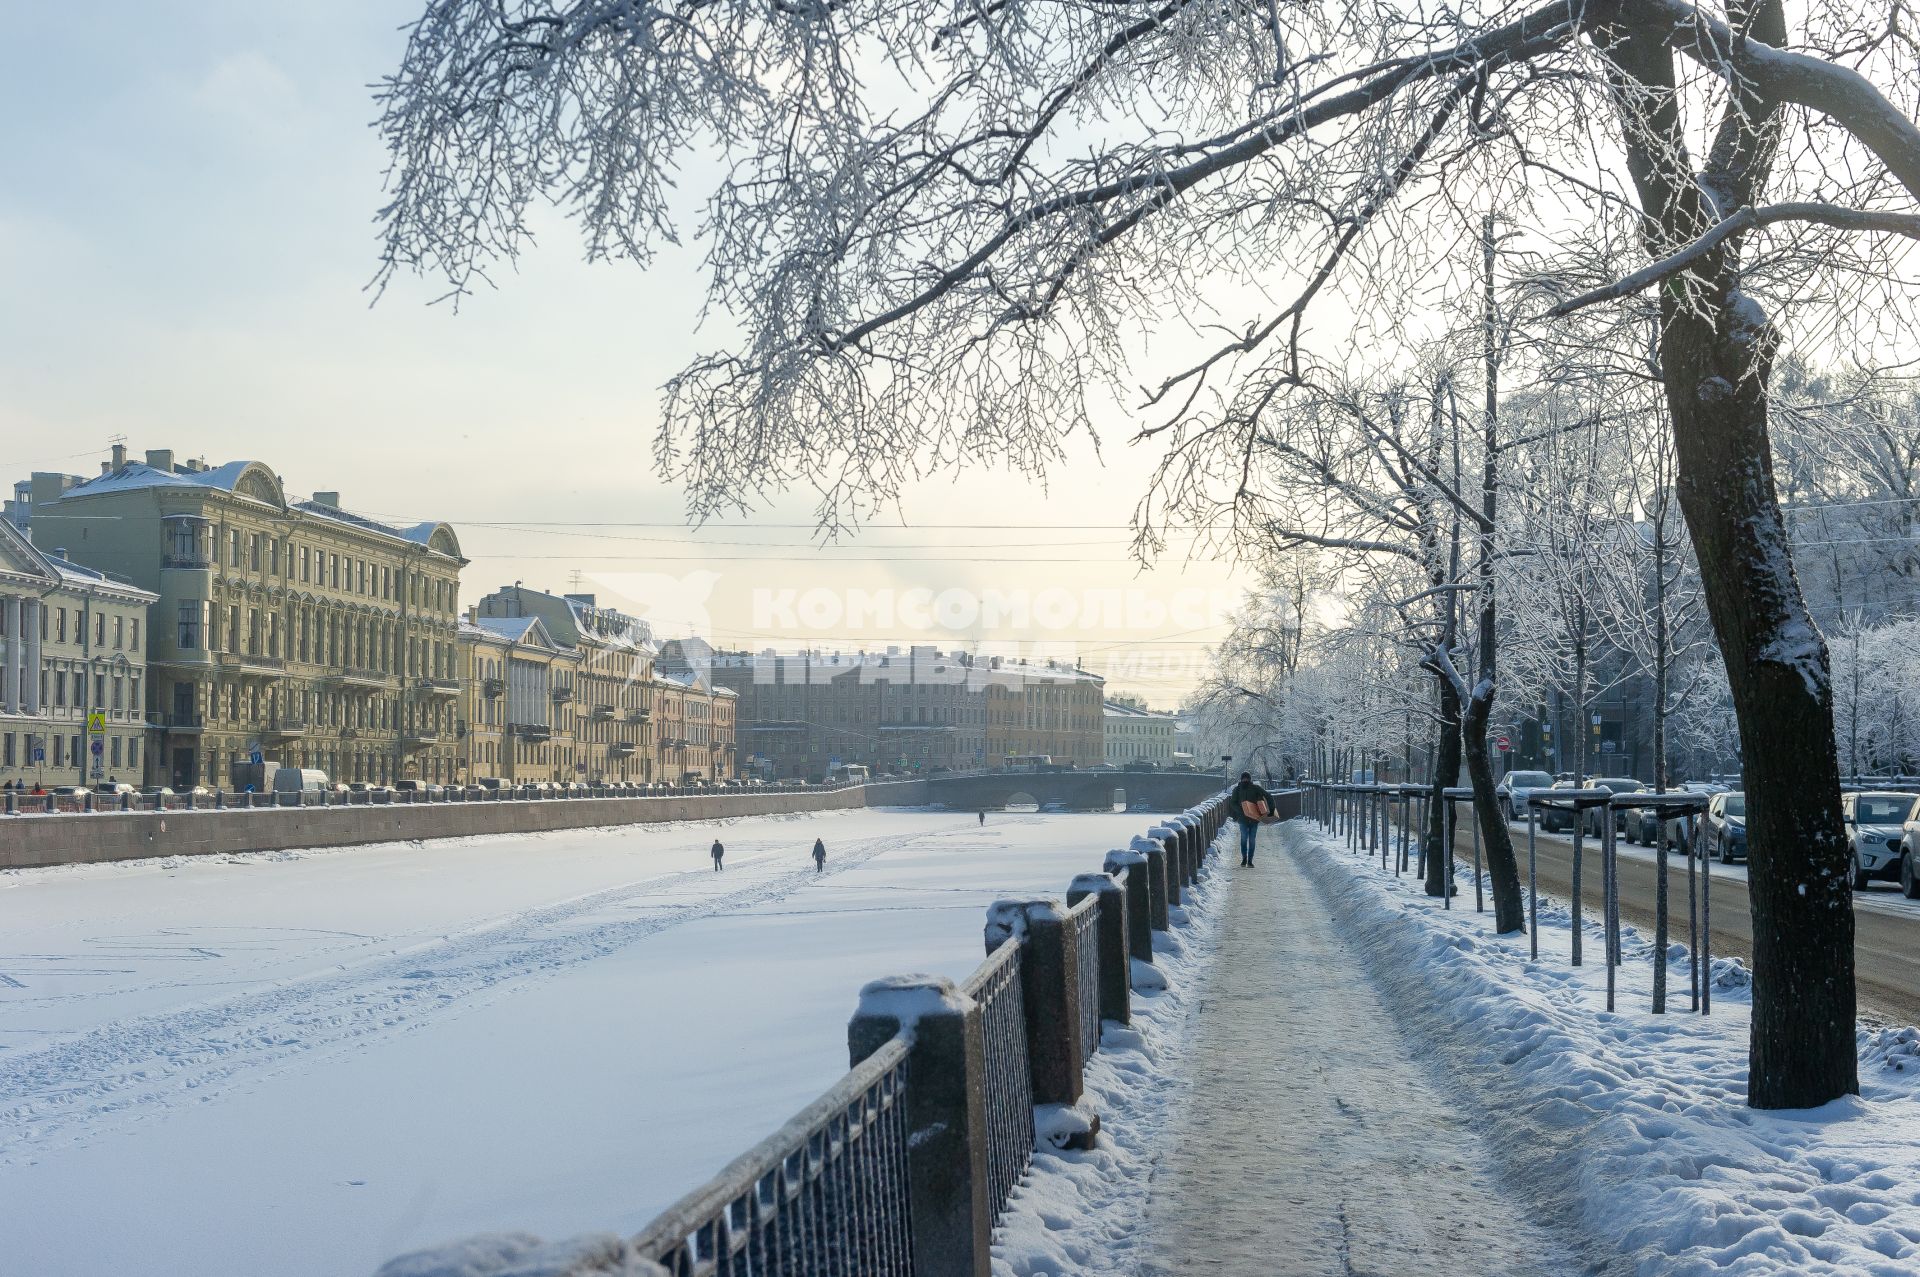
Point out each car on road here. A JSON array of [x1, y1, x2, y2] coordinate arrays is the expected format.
[[1495, 770, 1555, 823], [1584, 777, 1645, 838], [1845, 791, 1917, 890], [1902, 804, 1920, 899], [1536, 779, 1583, 833], [1705, 792, 1747, 863]]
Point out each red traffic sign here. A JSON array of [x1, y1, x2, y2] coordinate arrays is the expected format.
[[1494, 735, 1512, 752]]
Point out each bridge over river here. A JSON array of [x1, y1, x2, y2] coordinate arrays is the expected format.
[[920, 769, 1228, 812]]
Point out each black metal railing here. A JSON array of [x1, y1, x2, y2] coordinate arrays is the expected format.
[[963, 939, 1034, 1219], [633, 1036, 915, 1277], [1068, 894, 1102, 1062]]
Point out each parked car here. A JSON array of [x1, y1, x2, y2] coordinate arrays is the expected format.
[[1584, 777, 1645, 838], [92, 781, 136, 796], [1847, 791, 1919, 890], [1705, 792, 1748, 863], [140, 785, 176, 800], [1494, 770, 1555, 823], [1537, 779, 1582, 833], [1902, 804, 1920, 899]]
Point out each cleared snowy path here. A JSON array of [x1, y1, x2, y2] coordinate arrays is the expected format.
[[1137, 840, 1582, 1276]]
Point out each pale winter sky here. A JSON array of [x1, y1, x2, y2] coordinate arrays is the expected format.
[[0, 3, 1247, 708]]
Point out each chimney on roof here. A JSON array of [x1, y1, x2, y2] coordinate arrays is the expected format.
[[100, 462, 111, 475], [111, 442, 127, 470], [51, 547, 67, 560], [145, 449, 174, 472], [312, 491, 340, 507]]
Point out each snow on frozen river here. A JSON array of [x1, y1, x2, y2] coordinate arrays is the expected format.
[[0, 807, 1150, 1277]]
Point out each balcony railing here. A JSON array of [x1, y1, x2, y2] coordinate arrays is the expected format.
[[611, 741, 637, 756], [510, 722, 552, 741], [590, 703, 616, 719], [161, 553, 211, 570], [482, 677, 505, 698], [624, 707, 651, 723], [323, 669, 390, 690], [402, 731, 441, 749], [217, 652, 286, 675], [153, 711, 205, 731], [418, 677, 462, 697], [551, 686, 574, 703], [261, 717, 307, 738]]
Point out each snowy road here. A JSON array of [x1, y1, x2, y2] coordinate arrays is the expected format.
[[0, 808, 1152, 1277]]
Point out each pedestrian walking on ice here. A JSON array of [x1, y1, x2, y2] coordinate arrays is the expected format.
[[978, 809, 986, 826], [812, 837, 826, 873], [1229, 772, 1272, 867], [711, 839, 725, 871]]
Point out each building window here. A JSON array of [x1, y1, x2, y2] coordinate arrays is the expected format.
[[96, 614, 105, 646], [111, 737, 122, 768], [230, 528, 242, 567], [114, 616, 124, 649], [250, 535, 262, 572], [178, 602, 201, 649], [127, 737, 139, 771]]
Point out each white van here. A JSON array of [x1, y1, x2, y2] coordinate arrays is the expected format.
[[272, 768, 330, 805]]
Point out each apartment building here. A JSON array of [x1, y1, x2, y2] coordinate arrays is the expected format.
[[27, 447, 465, 789], [457, 613, 581, 783], [475, 587, 654, 783], [1103, 699, 1178, 766], [0, 518, 157, 787]]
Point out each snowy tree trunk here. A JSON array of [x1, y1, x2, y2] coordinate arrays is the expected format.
[[1660, 300, 1859, 1108]]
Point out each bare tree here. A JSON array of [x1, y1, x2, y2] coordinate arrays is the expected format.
[[372, 0, 1920, 1106]]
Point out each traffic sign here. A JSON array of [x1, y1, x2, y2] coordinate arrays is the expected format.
[[86, 711, 106, 732], [90, 739, 104, 755], [1494, 735, 1511, 752]]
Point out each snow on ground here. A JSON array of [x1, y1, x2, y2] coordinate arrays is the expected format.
[[1291, 821, 1920, 1277], [0, 808, 1164, 1277], [990, 826, 1228, 1277]]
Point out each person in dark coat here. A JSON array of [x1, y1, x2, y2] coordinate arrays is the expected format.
[[710, 839, 725, 871], [812, 837, 826, 872], [1229, 772, 1272, 867], [978, 809, 986, 826]]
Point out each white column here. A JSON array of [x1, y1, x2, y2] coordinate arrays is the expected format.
[[2, 593, 19, 714], [21, 599, 41, 714]]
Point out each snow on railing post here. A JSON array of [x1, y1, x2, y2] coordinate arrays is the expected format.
[[1130, 835, 1171, 930], [984, 899, 1091, 1121], [1067, 872, 1130, 1029], [1149, 827, 1183, 905], [1101, 850, 1153, 966], [848, 976, 992, 1277]]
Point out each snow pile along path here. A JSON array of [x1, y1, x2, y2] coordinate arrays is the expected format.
[[989, 827, 1229, 1277], [1289, 821, 1920, 1277]]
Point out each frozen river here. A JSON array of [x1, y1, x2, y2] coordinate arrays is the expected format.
[[0, 807, 1153, 1276]]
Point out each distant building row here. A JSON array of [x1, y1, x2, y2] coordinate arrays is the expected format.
[[672, 642, 1171, 779], [2, 446, 732, 790]]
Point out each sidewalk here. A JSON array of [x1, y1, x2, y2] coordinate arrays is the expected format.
[[1136, 827, 1584, 1276]]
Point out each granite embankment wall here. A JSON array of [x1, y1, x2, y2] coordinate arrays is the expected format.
[[0, 780, 933, 870]]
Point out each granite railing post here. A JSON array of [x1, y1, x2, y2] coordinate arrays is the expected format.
[[984, 899, 1087, 1111], [1129, 835, 1171, 928], [1067, 872, 1130, 1028], [1101, 849, 1153, 964], [848, 975, 991, 1277], [1151, 825, 1185, 900]]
